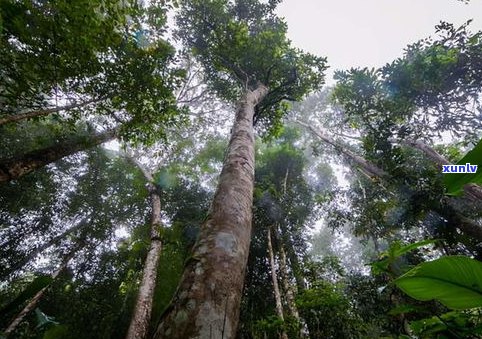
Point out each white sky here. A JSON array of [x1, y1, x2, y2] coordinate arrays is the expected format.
[[276, 0, 482, 83]]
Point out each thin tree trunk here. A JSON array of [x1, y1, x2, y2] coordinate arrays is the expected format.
[[371, 232, 381, 255], [0, 128, 118, 183], [154, 84, 268, 339], [400, 139, 450, 166], [399, 139, 482, 201], [436, 201, 482, 241], [286, 249, 311, 338], [125, 160, 163, 339], [267, 227, 288, 339], [396, 139, 482, 238], [296, 121, 390, 179], [2, 218, 89, 279], [301, 123, 482, 241], [278, 241, 300, 323], [299, 124, 482, 201], [3, 246, 79, 337], [288, 250, 306, 293], [0, 97, 105, 126], [279, 244, 304, 339], [278, 168, 301, 325]]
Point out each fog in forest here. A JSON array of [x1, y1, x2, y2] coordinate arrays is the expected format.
[[1, 1, 482, 338]]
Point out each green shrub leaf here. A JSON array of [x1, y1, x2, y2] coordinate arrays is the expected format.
[[395, 256, 482, 309], [444, 138, 482, 195]]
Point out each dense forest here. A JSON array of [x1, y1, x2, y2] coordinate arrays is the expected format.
[[1, 0, 482, 338]]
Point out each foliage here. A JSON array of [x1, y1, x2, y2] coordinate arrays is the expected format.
[[409, 309, 482, 338], [371, 239, 437, 276], [344, 273, 397, 336], [444, 137, 482, 195], [395, 256, 482, 309], [251, 315, 300, 339], [296, 281, 365, 338], [383, 21, 482, 114], [0, 0, 130, 112], [175, 0, 327, 137], [334, 21, 482, 143], [326, 21, 482, 279], [0, 0, 186, 145], [305, 20, 482, 337], [3, 2, 482, 339], [0, 148, 149, 336]]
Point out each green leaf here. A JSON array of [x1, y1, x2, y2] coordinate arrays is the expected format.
[[409, 310, 482, 337], [444, 138, 482, 195], [392, 239, 437, 258], [395, 256, 482, 309], [371, 239, 437, 275], [409, 316, 447, 336]]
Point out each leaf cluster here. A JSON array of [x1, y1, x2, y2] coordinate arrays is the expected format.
[[175, 0, 327, 137]]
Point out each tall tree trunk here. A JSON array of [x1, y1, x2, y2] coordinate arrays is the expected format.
[[154, 84, 268, 339], [0, 128, 118, 183], [0, 97, 105, 126], [267, 227, 288, 339], [3, 246, 79, 337], [126, 162, 163, 339], [1, 218, 89, 279]]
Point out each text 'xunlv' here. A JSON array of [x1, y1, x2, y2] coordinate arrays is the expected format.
[[442, 163, 478, 173]]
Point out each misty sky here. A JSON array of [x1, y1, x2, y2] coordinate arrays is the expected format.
[[276, 0, 482, 83]]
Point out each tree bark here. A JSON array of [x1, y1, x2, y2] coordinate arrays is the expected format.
[[154, 84, 268, 339], [3, 246, 79, 337], [288, 250, 306, 293], [278, 240, 300, 323], [126, 162, 163, 339], [0, 128, 118, 183], [267, 227, 288, 339], [0, 97, 105, 126]]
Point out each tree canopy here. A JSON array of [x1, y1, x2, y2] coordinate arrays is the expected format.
[[2, 1, 482, 338]]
